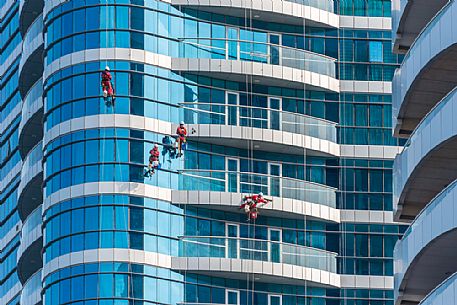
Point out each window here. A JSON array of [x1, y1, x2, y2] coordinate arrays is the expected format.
[[369, 41, 383, 62]]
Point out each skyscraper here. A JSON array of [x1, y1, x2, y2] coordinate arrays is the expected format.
[[1, 0, 405, 304], [392, 1, 457, 305]]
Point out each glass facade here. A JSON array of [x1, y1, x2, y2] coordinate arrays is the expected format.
[[1, 0, 407, 304]]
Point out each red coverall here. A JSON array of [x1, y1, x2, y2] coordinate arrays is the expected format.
[[240, 195, 268, 220], [149, 147, 160, 167], [101, 71, 114, 96], [176, 126, 187, 142]]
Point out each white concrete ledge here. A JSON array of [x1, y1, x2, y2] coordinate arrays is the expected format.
[[43, 182, 400, 226], [43, 182, 339, 223], [171, 0, 339, 28], [339, 16, 391, 30], [45, 49, 338, 93], [44, 115, 402, 161], [44, 115, 340, 156], [42, 249, 394, 290], [172, 256, 340, 287], [172, 58, 339, 92]]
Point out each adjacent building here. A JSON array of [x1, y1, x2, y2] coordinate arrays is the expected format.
[[392, 0, 457, 305], [1, 0, 405, 304]]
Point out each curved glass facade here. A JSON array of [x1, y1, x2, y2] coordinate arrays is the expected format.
[[1, 0, 407, 305]]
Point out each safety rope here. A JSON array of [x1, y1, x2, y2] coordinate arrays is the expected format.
[[244, 4, 257, 305], [302, 1, 308, 302]]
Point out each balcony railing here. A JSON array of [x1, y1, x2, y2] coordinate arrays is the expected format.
[[179, 38, 336, 78], [23, 14, 43, 49], [394, 86, 457, 205], [182, 102, 337, 142], [23, 142, 43, 173], [180, 236, 337, 273], [419, 272, 457, 305], [21, 207, 41, 238], [393, 1, 453, 116], [21, 79, 43, 120], [20, 269, 41, 305], [180, 170, 337, 208]]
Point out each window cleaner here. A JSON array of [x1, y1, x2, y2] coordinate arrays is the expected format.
[[175, 121, 187, 157], [101, 66, 115, 105], [144, 144, 161, 177], [240, 192, 272, 221]]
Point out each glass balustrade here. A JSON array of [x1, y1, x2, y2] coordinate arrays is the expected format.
[[420, 272, 457, 305], [179, 38, 336, 77], [182, 103, 337, 142], [21, 207, 41, 238], [20, 270, 42, 305], [179, 236, 337, 273], [23, 142, 43, 172], [21, 79, 43, 122], [23, 14, 43, 49], [179, 170, 337, 208], [393, 1, 453, 115], [394, 87, 457, 202]]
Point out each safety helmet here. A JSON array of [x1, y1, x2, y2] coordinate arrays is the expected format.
[[180, 121, 185, 125], [105, 66, 110, 71], [258, 192, 263, 197], [154, 144, 159, 148]]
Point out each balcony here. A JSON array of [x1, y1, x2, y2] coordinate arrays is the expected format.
[[172, 0, 337, 28], [394, 180, 457, 305], [19, 14, 44, 98], [20, 269, 42, 305], [19, 0, 44, 35], [417, 272, 457, 305], [393, 87, 457, 221], [180, 169, 336, 205], [173, 236, 338, 287], [392, 0, 449, 53], [183, 104, 338, 156], [19, 79, 43, 159], [17, 207, 43, 284], [18, 142, 43, 221], [174, 38, 338, 92], [177, 170, 338, 222], [392, 1, 457, 137]]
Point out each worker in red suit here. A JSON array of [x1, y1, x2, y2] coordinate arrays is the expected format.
[[240, 192, 270, 221], [145, 144, 160, 177], [101, 66, 115, 102], [176, 121, 187, 157]]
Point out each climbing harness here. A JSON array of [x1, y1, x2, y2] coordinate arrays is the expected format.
[[144, 144, 161, 178], [101, 66, 116, 106], [101, 1, 115, 107]]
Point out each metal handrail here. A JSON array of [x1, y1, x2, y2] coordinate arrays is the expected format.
[[400, 0, 453, 65], [179, 102, 337, 126], [179, 37, 337, 62], [400, 178, 457, 242], [403, 85, 457, 149], [180, 235, 338, 256], [179, 169, 337, 191], [418, 271, 457, 305]]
